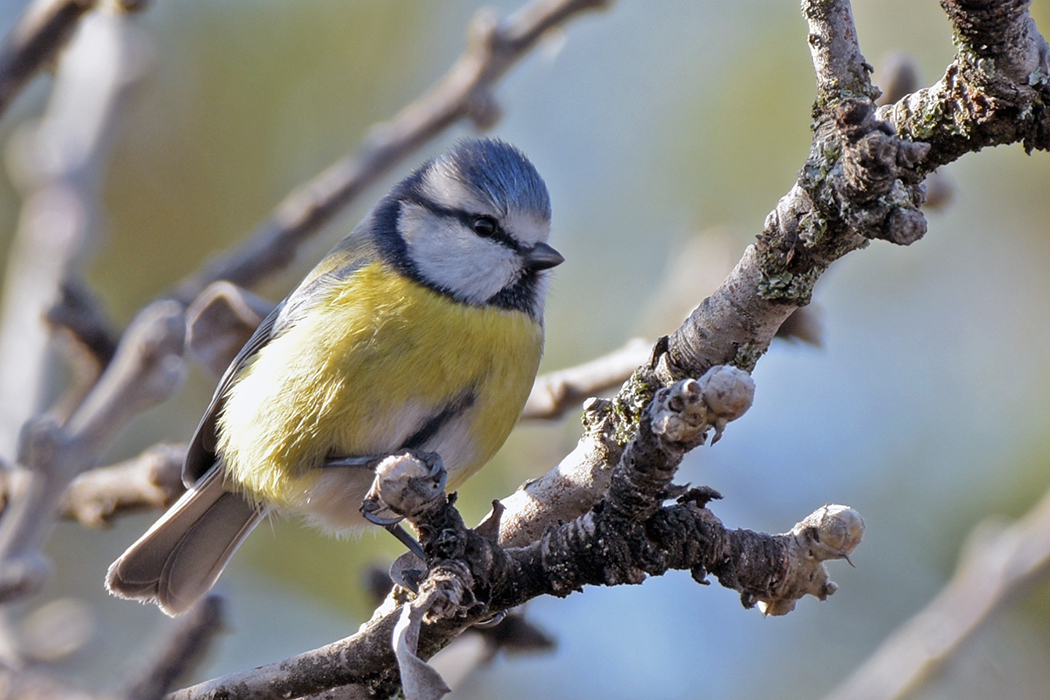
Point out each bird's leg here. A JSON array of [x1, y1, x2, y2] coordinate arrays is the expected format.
[[384, 523, 426, 562], [359, 500, 407, 527], [320, 452, 427, 558], [348, 450, 446, 563]]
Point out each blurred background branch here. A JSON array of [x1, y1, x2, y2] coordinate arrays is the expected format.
[[521, 337, 650, 420], [123, 595, 225, 700], [820, 471, 1050, 700], [0, 441, 184, 527], [0, 3, 146, 457], [0, 0, 97, 118], [0, 300, 185, 606]]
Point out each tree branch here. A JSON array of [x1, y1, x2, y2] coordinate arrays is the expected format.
[[172, 371, 861, 700], [494, 0, 929, 549], [879, 0, 1050, 166]]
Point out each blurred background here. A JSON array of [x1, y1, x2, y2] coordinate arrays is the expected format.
[[1, 0, 1050, 698]]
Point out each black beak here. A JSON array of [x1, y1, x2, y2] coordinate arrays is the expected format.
[[524, 242, 565, 271]]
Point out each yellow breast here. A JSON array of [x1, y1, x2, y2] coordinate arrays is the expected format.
[[216, 261, 543, 509]]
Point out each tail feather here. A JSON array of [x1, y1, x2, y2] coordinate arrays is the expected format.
[[106, 469, 264, 616]]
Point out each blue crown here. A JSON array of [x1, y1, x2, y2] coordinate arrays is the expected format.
[[441, 138, 551, 221]]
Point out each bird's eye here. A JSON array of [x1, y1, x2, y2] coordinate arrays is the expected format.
[[470, 215, 498, 238]]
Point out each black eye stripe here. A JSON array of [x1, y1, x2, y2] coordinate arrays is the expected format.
[[407, 197, 520, 252]]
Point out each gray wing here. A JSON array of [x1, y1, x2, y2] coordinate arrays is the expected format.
[[183, 300, 285, 485]]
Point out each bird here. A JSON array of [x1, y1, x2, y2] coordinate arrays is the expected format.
[[106, 138, 562, 616]]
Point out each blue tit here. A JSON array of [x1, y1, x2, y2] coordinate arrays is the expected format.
[[106, 138, 562, 616]]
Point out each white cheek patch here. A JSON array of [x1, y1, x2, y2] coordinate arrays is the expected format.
[[399, 203, 520, 305]]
